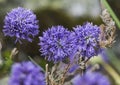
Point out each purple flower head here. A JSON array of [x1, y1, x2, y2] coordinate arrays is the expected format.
[[72, 22, 100, 58], [69, 64, 79, 73], [3, 7, 39, 43], [39, 25, 74, 63], [9, 61, 45, 85], [100, 48, 109, 62], [72, 71, 110, 85]]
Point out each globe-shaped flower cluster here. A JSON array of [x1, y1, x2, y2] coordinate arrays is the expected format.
[[39, 26, 74, 63], [72, 71, 110, 85], [9, 61, 45, 85], [39, 23, 101, 63], [3, 7, 39, 43], [72, 22, 100, 58]]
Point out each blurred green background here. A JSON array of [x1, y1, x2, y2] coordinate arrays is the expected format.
[[0, 0, 120, 85]]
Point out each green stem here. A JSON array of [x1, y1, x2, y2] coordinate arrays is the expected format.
[[28, 56, 44, 71], [101, 62, 120, 85], [0, 42, 3, 66], [101, 0, 120, 29], [91, 56, 120, 85]]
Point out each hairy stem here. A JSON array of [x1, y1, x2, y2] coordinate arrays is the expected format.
[[101, 0, 120, 29], [46, 64, 49, 85]]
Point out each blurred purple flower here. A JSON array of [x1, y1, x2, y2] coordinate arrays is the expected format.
[[39, 26, 74, 63], [72, 71, 110, 85], [3, 7, 39, 43], [9, 61, 45, 85], [72, 22, 101, 58], [69, 64, 79, 73], [100, 48, 109, 62]]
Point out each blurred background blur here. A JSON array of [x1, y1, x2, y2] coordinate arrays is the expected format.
[[0, 0, 120, 85]]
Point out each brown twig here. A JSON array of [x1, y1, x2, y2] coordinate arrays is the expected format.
[[10, 48, 18, 59], [61, 63, 72, 85], [100, 9, 116, 48]]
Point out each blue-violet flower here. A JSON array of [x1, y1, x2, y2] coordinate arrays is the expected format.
[[72, 22, 100, 58], [3, 7, 39, 43], [39, 26, 74, 63], [72, 71, 110, 85], [9, 61, 45, 85]]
